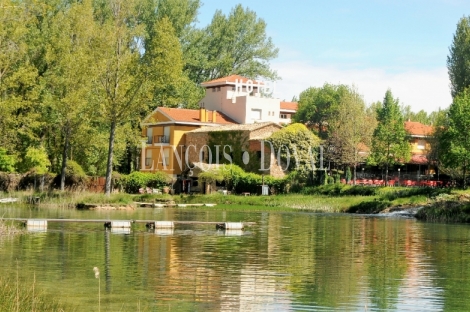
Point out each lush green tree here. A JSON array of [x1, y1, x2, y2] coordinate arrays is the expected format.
[[0, 0, 41, 155], [141, 0, 200, 41], [0, 148, 15, 172], [22, 146, 50, 174], [143, 17, 186, 109], [44, 0, 98, 190], [269, 123, 320, 183], [328, 89, 376, 184], [447, 16, 470, 98], [94, 0, 148, 194], [294, 84, 352, 140], [369, 90, 411, 184], [438, 89, 470, 188], [185, 4, 279, 84]]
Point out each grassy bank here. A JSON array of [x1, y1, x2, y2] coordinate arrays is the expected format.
[[2, 186, 467, 217]]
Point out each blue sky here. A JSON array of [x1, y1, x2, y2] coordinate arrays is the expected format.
[[196, 0, 468, 113]]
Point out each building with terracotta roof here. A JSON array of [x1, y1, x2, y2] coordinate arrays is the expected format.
[[139, 75, 298, 190], [198, 75, 297, 124], [141, 107, 237, 177], [402, 121, 436, 178], [279, 101, 298, 124]]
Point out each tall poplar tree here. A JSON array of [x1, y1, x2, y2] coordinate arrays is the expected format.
[[44, 0, 98, 190], [185, 4, 279, 83], [369, 90, 410, 184], [447, 16, 470, 99], [328, 89, 376, 184]]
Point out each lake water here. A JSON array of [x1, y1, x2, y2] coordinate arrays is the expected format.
[[0, 204, 469, 311]]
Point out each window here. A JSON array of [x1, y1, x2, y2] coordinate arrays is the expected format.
[[212, 88, 216, 92], [145, 149, 152, 167], [280, 114, 287, 119], [251, 109, 261, 120], [146, 128, 153, 144], [163, 149, 170, 166], [217, 87, 221, 91], [417, 140, 426, 150]]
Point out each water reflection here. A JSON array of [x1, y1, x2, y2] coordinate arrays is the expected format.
[[0, 206, 467, 310]]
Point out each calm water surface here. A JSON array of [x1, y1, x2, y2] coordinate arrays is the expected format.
[[0, 204, 469, 311]]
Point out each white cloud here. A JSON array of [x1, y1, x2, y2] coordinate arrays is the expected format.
[[271, 60, 452, 113]]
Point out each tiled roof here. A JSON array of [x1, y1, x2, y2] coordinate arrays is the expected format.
[[280, 101, 298, 111], [200, 74, 261, 86], [188, 122, 281, 133], [159, 107, 237, 125], [409, 154, 429, 165], [404, 121, 434, 136]]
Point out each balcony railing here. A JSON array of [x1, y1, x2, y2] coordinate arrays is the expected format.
[[153, 135, 170, 144]]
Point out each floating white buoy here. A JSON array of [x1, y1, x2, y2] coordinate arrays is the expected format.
[[110, 221, 131, 228], [224, 222, 244, 230], [26, 219, 47, 232], [155, 221, 174, 228], [26, 219, 47, 227]]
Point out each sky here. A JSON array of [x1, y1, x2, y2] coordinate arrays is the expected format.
[[196, 0, 468, 113]]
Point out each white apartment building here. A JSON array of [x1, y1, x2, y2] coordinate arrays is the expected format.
[[198, 75, 296, 124]]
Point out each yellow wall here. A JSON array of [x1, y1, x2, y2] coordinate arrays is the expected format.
[[409, 138, 431, 155], [141, 110, 200, 176]]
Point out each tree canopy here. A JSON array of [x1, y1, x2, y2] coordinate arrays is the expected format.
[[437, 89, 470, 187], [0, 0, 280, 192], [447, 16, 470, 99], [369, 90, 411, 183]]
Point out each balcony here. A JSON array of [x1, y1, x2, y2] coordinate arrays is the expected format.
[[154, 135, 170, 144]]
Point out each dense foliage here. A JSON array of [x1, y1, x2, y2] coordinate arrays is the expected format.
[[0, 0, 279, 190], [369, 90, 411, 183], [121, 171, 172, 194]]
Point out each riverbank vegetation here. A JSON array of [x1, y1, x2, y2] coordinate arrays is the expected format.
[[0, 276, 70, 312], [2, 184, 462, 214]]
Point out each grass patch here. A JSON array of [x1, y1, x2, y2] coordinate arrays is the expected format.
[[0, 275, 71, 312]]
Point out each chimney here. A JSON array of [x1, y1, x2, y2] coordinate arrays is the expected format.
[[212, 110, 217, 123], [200, 108, 207, 122]]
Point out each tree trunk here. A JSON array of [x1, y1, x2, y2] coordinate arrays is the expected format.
[[353, 165, 357, 185], [463, 161, 467, 189], [385, 163, 389, 186], [60, 130, 70, 191], [105, 120, 117, 196]]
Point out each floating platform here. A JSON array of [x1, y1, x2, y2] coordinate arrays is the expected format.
[[0, 218, 253, 232]]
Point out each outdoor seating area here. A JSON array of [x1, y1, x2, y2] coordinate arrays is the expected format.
[[341, 178, 450, 187]]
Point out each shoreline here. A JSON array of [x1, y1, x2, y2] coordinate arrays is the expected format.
[[2, 186, 470, 223]]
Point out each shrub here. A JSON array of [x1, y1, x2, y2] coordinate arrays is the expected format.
[[122, 171, 171, 193], [53, 160, 87, 189]]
